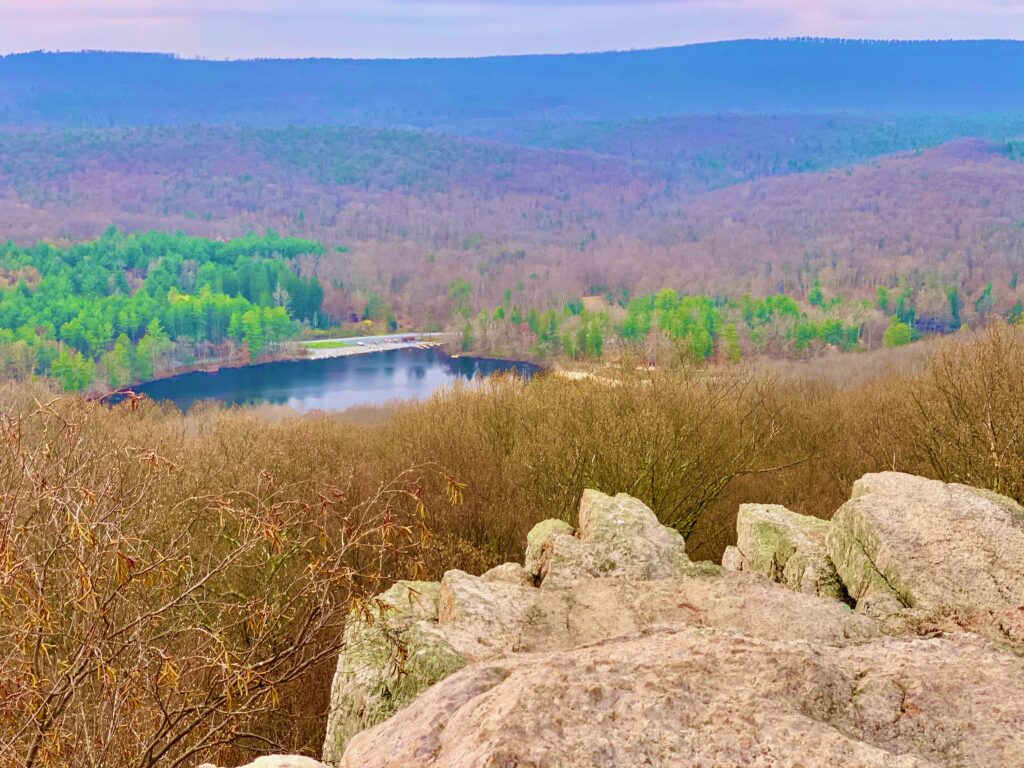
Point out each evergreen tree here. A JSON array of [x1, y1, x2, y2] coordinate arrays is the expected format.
[[808, 278, 824, 307]]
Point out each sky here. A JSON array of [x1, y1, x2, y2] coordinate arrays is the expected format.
[[0, 0, 1022, 59]]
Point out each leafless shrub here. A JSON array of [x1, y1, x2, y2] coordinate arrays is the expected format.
[[908, 322, 1024, 498], [0, 397, 438, 768]]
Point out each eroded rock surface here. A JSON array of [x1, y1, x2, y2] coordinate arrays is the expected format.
[[523, 518, 573, 581], [341, 627, 1024, 768], [828, 472, 1024, 640], [540, 489, 693, 586], [321, 581, 466, 765]]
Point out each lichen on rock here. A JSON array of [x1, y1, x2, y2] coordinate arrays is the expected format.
[[322, 474, 1024, 768], [827, 472, 1024, 641], [523, 518, 574, 581], [320, 581, 465, 765], [733, 503, 845, 600]]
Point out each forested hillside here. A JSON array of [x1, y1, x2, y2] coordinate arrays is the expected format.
[[2, 39, 1024, 388], [3, 129, 1024, 357]]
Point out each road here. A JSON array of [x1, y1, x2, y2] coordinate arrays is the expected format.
[[299, 332, 451, 360]]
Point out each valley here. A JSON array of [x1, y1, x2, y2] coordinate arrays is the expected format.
[[5, 35, 1024, 768]]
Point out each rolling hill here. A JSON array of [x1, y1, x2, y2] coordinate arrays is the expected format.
[[2, 40, 1024, 132]]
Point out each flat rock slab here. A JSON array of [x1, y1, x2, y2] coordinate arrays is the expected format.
[[437, 569, 877, 660], [342, 627, 1024, 768]]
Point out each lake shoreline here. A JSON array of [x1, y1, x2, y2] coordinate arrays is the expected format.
[[93, 333, 456, 403]]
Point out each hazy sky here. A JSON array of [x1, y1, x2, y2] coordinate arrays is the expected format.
[[0, 0, 1022, 59]]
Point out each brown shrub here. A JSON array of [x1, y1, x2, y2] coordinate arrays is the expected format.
[[0, 397, 438, 768]]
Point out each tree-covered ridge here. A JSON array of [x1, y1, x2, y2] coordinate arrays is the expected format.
[[457, 275, 1008, 364], [0, 229, 325, 391], [461, 286, 868, 363], [0, 227, 1012, 393]]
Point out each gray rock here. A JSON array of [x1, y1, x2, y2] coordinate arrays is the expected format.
[[721, 545, 746, 571], [523, 518, 574, 581], [828, 472, 1024, 643], [322, 476, 1024, 767], [537, 490, 693, 587], [323, 490, 875, 764], [734, 503, 845, 600], [480, 562, 533, 587], [438, 569, 540, 658]]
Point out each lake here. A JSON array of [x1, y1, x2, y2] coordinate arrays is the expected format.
[[128, 348, 539, 413]]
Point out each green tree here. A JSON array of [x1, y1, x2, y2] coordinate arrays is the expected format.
[[722, 323, 741, 363], [883, 317, 913, 348], [876, 286, 890, 313], [947, 286, 962, 329], [50, 348, 96, 391], [460, 321, 475, 352], [101, 334, 134, 388], [241, 309, 265, 360], [1010, 301, 1023, 325], [448, 279, 473, 317], [975, 282, 995, 318], [585, 323, 604, 358], [136, 318, 172, 380], [808, 278, 824, 307]]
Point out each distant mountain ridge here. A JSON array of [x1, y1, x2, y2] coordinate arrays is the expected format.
[[1, 39, 1023, 131]]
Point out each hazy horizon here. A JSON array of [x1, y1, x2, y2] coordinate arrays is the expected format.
[[4, 35, 1024, 63], [1, 1, 1023, 59]]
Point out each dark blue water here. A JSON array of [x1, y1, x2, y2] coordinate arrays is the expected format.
[[128, 349, 539, 413]]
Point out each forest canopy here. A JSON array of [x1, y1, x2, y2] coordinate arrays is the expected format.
[[0, 229, 324, 390]]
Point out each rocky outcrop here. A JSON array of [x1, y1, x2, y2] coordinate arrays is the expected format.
[[726, 503, 845, 600], [323, 475, 1024, 768], [341, 627, 1024, 768], [827, 472, 1024, 640], [522, 518, 573, 581], [322, 490, 873, 762], [528, 490, 695, 588]]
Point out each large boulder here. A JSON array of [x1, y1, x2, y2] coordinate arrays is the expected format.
[[827, 472, 1024, 641], [320, 581, 466, 765], [341, 627, 1024, 768], [728, 503, 845, 600], [533, 490, 694, 588], [325, 475, 1024, 767]]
